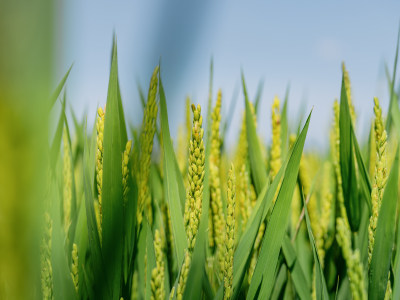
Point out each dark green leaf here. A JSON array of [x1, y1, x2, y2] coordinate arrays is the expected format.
[[102, 41, 124, 297]]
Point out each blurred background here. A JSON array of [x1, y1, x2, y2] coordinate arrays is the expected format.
[[54, 1, 400, 149]]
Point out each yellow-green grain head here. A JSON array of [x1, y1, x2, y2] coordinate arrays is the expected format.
[[184, 104, 205, 250], [138, 66, 159, 225], [224, 165, 236, 300]]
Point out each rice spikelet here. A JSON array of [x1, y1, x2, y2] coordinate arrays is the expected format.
[[122, 140, 132, 205], [96, 106, 105, 242], [336, 217, 367, 300], [270, 96, 281, 179], [71, 243, 79, 293], [41, 212, 53, 300], [138, 66, 159, 225], [150, 230, 165, 300], [62, 128, 72, 236], [223, 165, 236, 300], [209, 90, 225, 272], [177, 104, 205, 298]]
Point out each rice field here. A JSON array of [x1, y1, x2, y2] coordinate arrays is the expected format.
[[21, 34, 400, 299]]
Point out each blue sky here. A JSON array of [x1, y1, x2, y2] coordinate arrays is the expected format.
[[55, 1, 400, 150]]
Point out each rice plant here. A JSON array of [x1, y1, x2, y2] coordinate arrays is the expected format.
[[32, 33, 400, 300]]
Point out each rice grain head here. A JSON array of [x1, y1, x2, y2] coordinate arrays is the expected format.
[[96, 106, 105, 243], [209, 90, 225, 273], [336, 217, 367, 300], [41, 212, 53, 300], [71, 243, 79, 293], [138, 66, 159, 225], [122, 140, 132, 205], [62, 128, 72, 236], [368, 97, 388, 266], [150, 230, 165, 300], [270, 96, 281, 179], [224, 164, 236, 300], [184, 104, 205, 251]]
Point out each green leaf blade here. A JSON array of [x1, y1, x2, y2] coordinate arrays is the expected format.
[[159, 69, 187, 266]]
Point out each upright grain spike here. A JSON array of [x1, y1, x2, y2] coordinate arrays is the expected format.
[[223, 165, 236, 300], [270, 96, 282, 179], [71, 243, 79, 293], [336, 218, 367, 300], [177, 104, 205, 299], [62, 128, 72, 236], [176, 251, 191, 300], [150, 230, 165, 300], [122, 140, 132, 205], [183, 104, 205, 250], [41, 212, 53, 300], [177, 97, 191, 176], [95, 106, 105, 243], [209, 90, 225, 273], [138, 66, 159, 225], [315, 161, 333, 267], [368, 97, 388, 266], [368, 97, 391, 299]]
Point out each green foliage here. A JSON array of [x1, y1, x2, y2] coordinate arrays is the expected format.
[[37, 37, 400, 300]]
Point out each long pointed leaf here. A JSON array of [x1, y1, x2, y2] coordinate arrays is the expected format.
[[243, 72, 268, 193], [49, 64, 73, 110], [159, 69, 187, 266], [102, 41, 124, 297]]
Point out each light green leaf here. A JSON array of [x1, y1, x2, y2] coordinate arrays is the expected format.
[[243, 72, 268, 193], [281, 84, 290, 158], [254, 79, 264, 114], [386, 24, 400, 133], [49, 64, 73, 110]]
